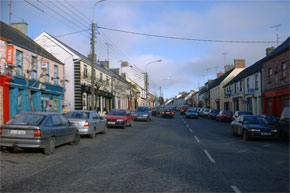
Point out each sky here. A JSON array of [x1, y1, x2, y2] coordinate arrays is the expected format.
[[1, 0, 289, 100]]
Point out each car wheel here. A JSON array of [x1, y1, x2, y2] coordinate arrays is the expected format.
[[243, 130, 249, 141], [89, 128, 96, 138], [231, 127, 236, 136], [130, 120, 134, 127], [101, 126, 106, 134], [123, 122, 127, 129], [44, 137, 56, 155], [70, 132, 80, 145]]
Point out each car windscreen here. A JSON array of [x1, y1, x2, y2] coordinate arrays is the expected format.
[[67, 112, 90, 119], [6, 114, 46, 126], [108, 110, 126, 116], [211, 110, 219, 113], [244, 116, 267, 124], [223, 111, 232, 114], [239, 111, 252, 115], [136, 107, 149, 112]]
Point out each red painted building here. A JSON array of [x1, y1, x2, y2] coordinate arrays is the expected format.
[[0, 73, 12, 124], [263, 37, 289, 116]]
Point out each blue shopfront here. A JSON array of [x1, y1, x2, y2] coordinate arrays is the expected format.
[[9, 76, 65, 119]]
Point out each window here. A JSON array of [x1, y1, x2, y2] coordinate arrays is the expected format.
[[268, 68, 272, 80], [31, 56, 37, 79], [282, 62, 287, 79], [240, 81, 242, 92], [16, 50, 23, 75], [51, 115, 61, 126], [83, 65, 88, 77], [46, 62, 50, 82], [247, 78, 250, 89], [234, 83, 237, 94], [54, 65, 58, 85], [255, 74, 258, 89]]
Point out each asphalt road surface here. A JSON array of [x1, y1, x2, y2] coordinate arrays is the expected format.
[[1, 114, 289, 192]]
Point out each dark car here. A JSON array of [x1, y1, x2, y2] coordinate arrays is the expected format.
[[208, 109, 220, 119], [277, 107, 290, 140], [162, 107, 175, 118], [185, 109, 198, 119], [0, 112, 80, 155], [180, 105, 189, 115], [230, 115, 279, 141], [232, 111, 253, 121], [151, 107, 157, 116], [216, 110, 233, 122]]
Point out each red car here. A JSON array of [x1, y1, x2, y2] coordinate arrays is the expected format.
[[180, 105, 190, 115], [216, 110, 233, 122], [105, 109, 134, 129]]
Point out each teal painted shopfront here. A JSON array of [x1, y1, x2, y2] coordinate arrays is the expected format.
[[9, 76, 64, 119]]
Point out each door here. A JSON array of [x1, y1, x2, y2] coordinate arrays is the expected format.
[[97, 112, 106, 131], [92, 112, 100, 132], [58, 114, 74, 143], [51, 115, 65, 145]]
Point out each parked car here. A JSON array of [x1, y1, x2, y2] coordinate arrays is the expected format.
[[151, 107, 157, 116], [260, 115, 280, 125], [198, 108, 205, 116], [134, 106, 152, 121], [66, 110, 106, 138], [105, 109, 134, 129], [185, 109, 199, 119], [0, 112, 80, 155], [201, 108, 211, 117], [208, 109, 220, 119], [161, 107, 175, 118], [277, 107, 290, 140], [230, 115, 279, 141], [216, 110, 233, 122], [232, 111, 253, 121], [180, 105, 190, 115]]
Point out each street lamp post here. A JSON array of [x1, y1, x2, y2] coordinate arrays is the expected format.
[[145, 59, 162, 106], [91, 0, 106, 110]]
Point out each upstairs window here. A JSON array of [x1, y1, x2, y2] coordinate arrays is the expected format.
[[46, 62, 50, 82], [268, 68, 272, 80], [31, 56, 37, 79], [16, 50, 23, 75], [239, 81, 242, 92], [255, 74, 258, 89], [247, 78, 250, 89], [282, 62, 287, 79], [54, 65, 58, 85], [83, 65, 88, 77]]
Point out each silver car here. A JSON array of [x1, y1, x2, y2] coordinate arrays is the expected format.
[[134, 106, 152, 121], [0, 112, 80, 155], [66, 110, 107, 138]]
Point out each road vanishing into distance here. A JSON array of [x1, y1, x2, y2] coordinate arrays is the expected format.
[[1, 114, 289, 192]]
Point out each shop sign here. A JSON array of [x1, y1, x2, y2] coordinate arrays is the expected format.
[[6, 45, 14, 64], [247, 88, 254, 95], [42, 60, 47, 68]]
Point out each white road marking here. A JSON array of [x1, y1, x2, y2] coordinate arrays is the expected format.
[[194, 136, 200, 143], [189, 129, 193, 133], [186, 124, 189, 128], [203, 149, 216, 164], [231, 185, 241, 193]]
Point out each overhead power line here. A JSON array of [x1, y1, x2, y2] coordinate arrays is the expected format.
[[97, 26, 276, 44], [55, 29, 90, 37]]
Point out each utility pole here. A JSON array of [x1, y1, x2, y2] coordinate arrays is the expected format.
[[271, 24, 282, 46], [145, 73, 148, 106], [9, 0, 12, 25], [90, 22, 96, 110]]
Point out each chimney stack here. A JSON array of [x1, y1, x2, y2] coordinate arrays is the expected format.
[[224, 64, 234, 72], [217, 72, 224, 78], [11, 20, 28, 35], [234, 59, 245, 68], [266, 46, 275, 56], [121, 61, 128, 67], [100, 61, 109, 69]]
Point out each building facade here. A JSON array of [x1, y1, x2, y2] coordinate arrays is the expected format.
[[263, 37, 289, 116]]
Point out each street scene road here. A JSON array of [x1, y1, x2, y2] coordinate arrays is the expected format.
[[1, 114, 288, 192]]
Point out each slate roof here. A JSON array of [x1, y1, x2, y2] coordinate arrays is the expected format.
[[0, 21, 63, 64], [263, 36, 289, 62], [42, 32, 129, 84], [199, 68, 235, 95], [223, 36, 289, 88], [224, 59, 263, 87]]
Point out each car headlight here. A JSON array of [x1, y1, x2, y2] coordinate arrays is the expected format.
[[271, 129, 278, 133], [116, 119, 124, 122], [249, 129, 260, 132], [143, 114, 148, 117]]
